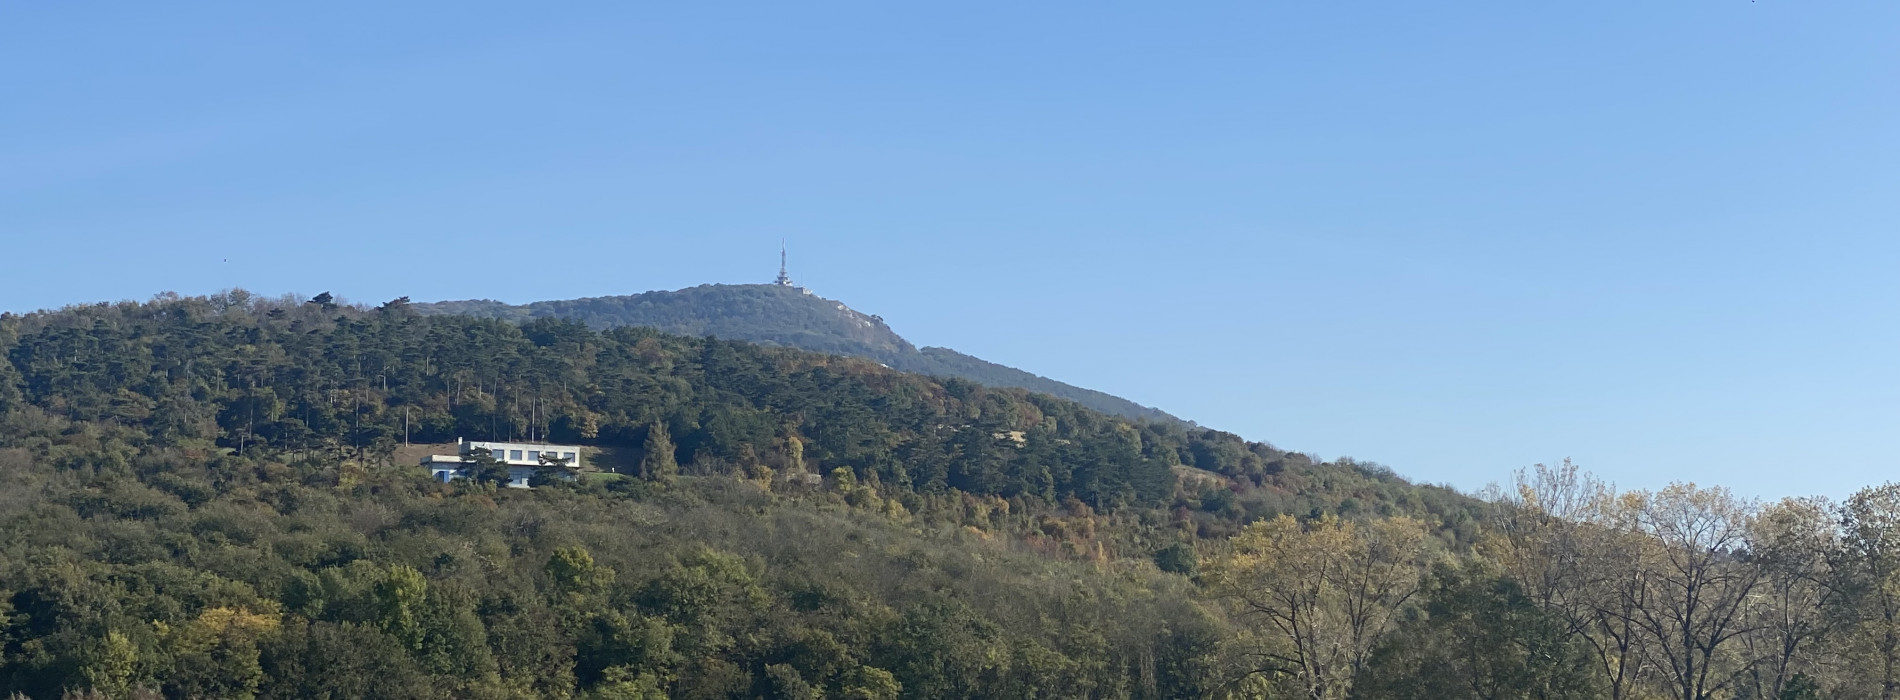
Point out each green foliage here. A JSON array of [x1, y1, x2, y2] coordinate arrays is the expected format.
[[2, 291, 1889, 698], [840, 666, 901, 700], [1152, 542, 1197, 576], [373, 565, 428, 650], [582, 665, 670, 700], [414, 283, 1179, 422], [639, 422, 678, 481], [1354, 563, 1601, 700], [258, 621, 433, 699], [764, 663, 822, 700], [154, 607, 279, 700], [904, 346, 1176, 423], [79, 631, 139, 698], [0, 292, 1464, 525], [1779, 673, 1821, 700], [0, 292, 1487, 698], [548, 546, 614, 597], [465, 447, 511, 487]]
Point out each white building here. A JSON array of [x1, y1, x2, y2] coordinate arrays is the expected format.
[[462, 439, 582, 468], [422, 438, 584, 488]]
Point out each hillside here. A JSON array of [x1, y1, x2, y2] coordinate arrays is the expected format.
[[0, 292, 1472, 529], [415, 284, 1179, 423], [2, 293, 1884, 699], [0, 291, 1482, 698]]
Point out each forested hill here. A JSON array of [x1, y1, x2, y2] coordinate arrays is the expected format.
[[414, 284, 1179, 423], [0, 291, 1483, 698], [0, 291, 1465, 524], [2, 293, 1884, 699]]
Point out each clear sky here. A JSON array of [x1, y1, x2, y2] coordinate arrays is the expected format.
[[4, 3, 1897, 500]]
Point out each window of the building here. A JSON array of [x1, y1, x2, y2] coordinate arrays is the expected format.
[[528, 450, 541, 462], [509, 450, 523, 461], [563, 452, 576, 461]]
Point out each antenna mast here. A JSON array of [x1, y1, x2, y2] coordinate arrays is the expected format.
[[775, 240, 795, 287]]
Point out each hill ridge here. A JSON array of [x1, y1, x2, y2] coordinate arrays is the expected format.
[[414, 283, 1180, 423]]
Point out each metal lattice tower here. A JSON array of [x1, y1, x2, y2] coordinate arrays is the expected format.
[[775, 240, 795, 287]]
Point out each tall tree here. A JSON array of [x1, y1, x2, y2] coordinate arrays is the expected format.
[[640, 422, 678, 481], [1741, 497, 1839, 700], [1627, 483, 1765, 700], [466, 447, 512, 487], [1355, 561, 1602, 700], [1839, 483, 1900, 700], [1485, 461, 1654, 700], [1202, 514, 1428, 700]]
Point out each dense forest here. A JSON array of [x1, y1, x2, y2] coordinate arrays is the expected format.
[[0, 291, 1890, 699], [414, 284, 1179, 423]]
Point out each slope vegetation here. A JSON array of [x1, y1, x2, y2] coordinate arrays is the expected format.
[[0, 292, 1479, 698], [416, 284, 1178, 423]]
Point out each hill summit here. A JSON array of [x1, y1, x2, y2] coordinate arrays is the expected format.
[[415, 284, 1178, 423]]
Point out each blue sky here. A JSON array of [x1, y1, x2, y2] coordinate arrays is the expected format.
[[4, 2, 1897, 499]]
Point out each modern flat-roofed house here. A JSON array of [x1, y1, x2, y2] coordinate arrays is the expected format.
[[463, 439, 582, 469], [422, 438, 584, 488]]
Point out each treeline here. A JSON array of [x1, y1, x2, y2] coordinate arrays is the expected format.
[[414, 284, 1181, 423], [414, 284, 918, 365], [896, 348, 1177, 425], [1202, 460, 1899, 700]]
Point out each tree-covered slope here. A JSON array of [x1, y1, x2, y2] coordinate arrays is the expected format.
[[414, 284, 1179, 423], [1, 292, 1879, 699], [0, 292, 1471, 526], [0, 291, 1482, 698], [0, 437, 1234, 698]]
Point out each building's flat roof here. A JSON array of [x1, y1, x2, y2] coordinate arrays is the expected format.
[[463, 440, 584, 450]]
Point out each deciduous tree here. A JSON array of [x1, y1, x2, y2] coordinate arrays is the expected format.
[[1628, 483, 1764, 700], [1839, 483, 1900, 700], [1202, 514, 1428, 700]]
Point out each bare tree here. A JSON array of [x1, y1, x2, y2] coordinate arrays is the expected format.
[[1625, 483, 1765, 700], [1840, 483, 1900, 700], [1485, 460, 1606, 613], [1739, 496, 1839, 699], [1202, 514, 1430, 700], [1485, 461, 1654, 700]]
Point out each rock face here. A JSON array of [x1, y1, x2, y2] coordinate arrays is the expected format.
[[415, 284, 1179, 423]]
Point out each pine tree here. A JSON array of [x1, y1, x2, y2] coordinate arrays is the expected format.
[[468, 447, 512, 486], [640, 422, 678, 481], [0, 358, 22, 413]]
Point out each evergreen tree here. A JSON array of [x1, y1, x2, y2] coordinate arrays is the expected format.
[[0, 355, 21, 413], [640, 422, 678, 481], [1354, 562, 1601, 700], [467, 447, 512, 486]]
